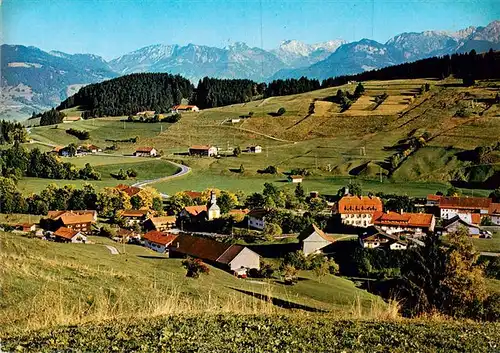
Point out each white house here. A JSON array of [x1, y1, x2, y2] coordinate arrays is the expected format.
[[359, 226, 407, 250], [142, 231, 178, 253], [441, 216, 490, 238], [439, 196, 491, 223], [247, 145, 262, 153], [247, 209, 269, 230], [334, 196, 383, 228], [172, 105, 200, 113], [53, 227, 87, 243], [371, 211, 435, 237], [302, 224, 336, 255], [489, 203, 500, 225], [288, 175, 303, 183], [188, 145, 218, 157], [134, 147, 158, 157]]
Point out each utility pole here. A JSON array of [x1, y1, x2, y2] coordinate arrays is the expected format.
[[379, 166, 383, 183]]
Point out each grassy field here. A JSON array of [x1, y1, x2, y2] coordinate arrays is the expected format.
[[0, 232, 385, 333], [25, 78, 500, 196], [15, 157, 180, 194], [472, 227, 500, 253], [3, 315, 500, 352]]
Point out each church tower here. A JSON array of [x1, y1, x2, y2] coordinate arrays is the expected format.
[[207, 190, 220, 220]]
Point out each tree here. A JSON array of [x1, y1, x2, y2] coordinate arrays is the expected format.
[[446, 186, 460, 197], [276, 107, 286, 116], [354, 82, 365, 97], [134, 187, 162, 210], [294, 182, 305, 201], [217, 191, 237, 214], [238, 164, 245, 174], [245, 193, 265, 209], [314, 260, 330, 282], [182, 257, 210, 278], [263, 223, 282, 240], [259, 261, 275, 279], [283, 265, 298, 285], [346, 182, 362, 196], [233, 146, 241, 157], [126, 169, 138, 178], [308, 197, 327, 213], [97, 187, 131, 217]]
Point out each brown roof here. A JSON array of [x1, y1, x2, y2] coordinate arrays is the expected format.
[[135, 147, 155, 153], [116, 228, 134, 237], [143, 231, 178, 246], [48, 210, 95, 225], [229, 209, 250, 216], [170, 235, 248, 264], [183, 205, 207, 216], [173, 105, 197, 110], [53, 227, 80, 240], [248, 208, 270, 219], [489, 203, 500, 215], [338, 196, 383, 214], [63, 116, 81, 121], [189, 145, 213, 150], [311, 224, 336, 243], [372, 211, 434, 228], [115, 184, 141, 197], [439, 196, 491, 210], [184, 190, 203, 199], [471, 213, 481, 225], [120, 209, 148, 217], [148, 216, 177, 226], [427, 194, 442, 201], [52, 146, 64, 152], [289, 175, 303, 179]]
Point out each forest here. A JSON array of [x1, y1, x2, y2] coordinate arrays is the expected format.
[[0, 120, 27, 145], [56, 73, 194, 118]]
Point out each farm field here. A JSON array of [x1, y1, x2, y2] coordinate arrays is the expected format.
[[15, 157, 180, 194], [0, 232, 384, 333], [472, 227, 500, 253], [25, 78, 500, 196]]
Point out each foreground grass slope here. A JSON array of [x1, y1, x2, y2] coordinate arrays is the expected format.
[[0, 232, 383, 333], [2, 315, 499, 352]]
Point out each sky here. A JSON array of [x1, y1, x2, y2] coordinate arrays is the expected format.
[[1, 0, 499, 60]]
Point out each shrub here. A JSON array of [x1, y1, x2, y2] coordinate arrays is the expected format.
[[258, 165, 278, 174], [126, 169, 138, 178], [233, 146, 241, 157], [276, 107, 286, 116], [182, 257, 210, 278], [66, 128, 90, 140]]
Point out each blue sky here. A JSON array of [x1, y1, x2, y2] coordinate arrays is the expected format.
[[2, 0, 498, 60]]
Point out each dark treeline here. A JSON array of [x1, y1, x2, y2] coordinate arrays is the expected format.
[[0, 120, 27, 145], [32, 108, 66, 126], [265, 77, 321, 97], [192, 77, 266, 109], [321, 49, 500, 87], [57, 73, 194, 118], [0, 142, 100, 181], [66, 128, 90, 140]]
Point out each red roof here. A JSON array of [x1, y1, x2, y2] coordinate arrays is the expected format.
[[372, 211, 434, 228], [471, 213, 481, 225], [427, 194, 442, 202], [48, 210, 95, 225], [338, 196, 383, 214], [439, 196, 491, 210], [120, 209, 148, 217], [135, 147, 155, 153], [183, 205, 207, 216], [170, 234, 246, 264], [115, 184, 141, 197], [184, 190, 203, 199], [54, 227, 80, 240], [173, 105, 198, 110], [143, 231, 178, 246], [229, 209, 250, 216], [189, 145, 213, 150]]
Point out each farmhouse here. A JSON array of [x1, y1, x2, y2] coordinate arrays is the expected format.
[[334, 196, 383, 228], [438, 196, 491, 223], [488, 203, 500, 225], [179, 191, 220, 221], [134, 147, 157, 157], [143, 231, 178, 253], [114, 228, 139, 243], [144, 216, 177, 231], [119, 209, 149, 226], [115, 184, 142, 197], [359, 226, 407, 250], [15, 223, 36, 233], [288, 175, 303, 183], [62, 116, 81, 123], [188, 145, 218, 157], [136, 111, 155, 117], [169, 234, 260, 274], [426, 194, 442, 206], [302, 224, 336, 255], [441, 216, 490, 238], [53, 227, 87, 243], [47, 210, 96, 234], [371, 211, 435, 237], [247, 208, 270, 230], [172, 104, 199, 113], [80, 144, 102, 153], [247, 145, 262, 153]]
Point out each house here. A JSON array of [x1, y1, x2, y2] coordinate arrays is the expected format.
[[136, 111, 156, 117], [47, 210, 96, 233], [115, 184, 142, 197], [334, 196, 383, 228], [169, 234, 260, 273], [62, 116, 81, 123], [53, 227, 87, 243], [15, 223, 36, 233], [114, 228, 139, 243], [51, 146, 64, 154], [178, 191, 220, 221], [81, 144, 102, 153], [228, 208, 250, 217], [183, 190, 203, 200], [441, 216, 490, 238], [247, 145, 262, 154], [439, 196, 492, 223], [188, 145, 218, 157], [134, 147, 157, 157], [488, 203, 500, 225], [172, 104, 199, 113], [119, 209, 149, 226], [142, 231, 178, 253], [144, 216, 177, 231], [288, 175, 303, 183], [302, 224, 336, 255], [230, 118, 241, 124], [247, 208, 270, 230], [359, 226, 408, 250], [371, 211, 435, 237], [426, 194, 442, 207]]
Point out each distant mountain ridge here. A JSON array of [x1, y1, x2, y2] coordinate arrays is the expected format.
[[1, 20, 499, 120]]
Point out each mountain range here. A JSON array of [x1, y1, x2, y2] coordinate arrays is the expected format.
[[1, 20, 499, 120]]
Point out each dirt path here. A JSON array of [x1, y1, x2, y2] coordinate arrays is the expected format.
[[105, 245, 119, 255]]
